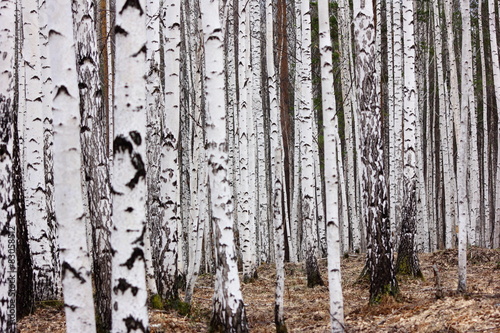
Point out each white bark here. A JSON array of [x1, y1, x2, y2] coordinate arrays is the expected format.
[[266, 0, 286, 328], [338, 0, 362, 252], [23, 0, 59, 301], [159, 0, 181, 301], [299, 0, 323, 287], [478, 0, 490, 248], [457, 0, 474, 292], [434, 0, 457, 249], [237, 0, 257, 281], [250, 0, 269, 264], [111, 0, 150, 331], [184, 0, 207, 303], [199, 0, 248, 329], [0, 0, 17, 330], [318, 0, 344, 329], [73, 0, 114, 327], [145, 0, 162, 296], [489, 0, 500, 249], [390, 0, 404, 246], [48, 0, 97, 330]]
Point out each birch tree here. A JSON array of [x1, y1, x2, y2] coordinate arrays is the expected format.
[[0, 0, 17, 330], [47, 0, 97, 329], [353, 0, 398, 303], [237, 0, 258, 282], [298, 0, 324, 288], [14, 0, 34, 317], [158, 0, 181, 302], [489, 0, 500, 249], [73, 0, 113, 328], [395, 0, 422, 278], [111, 0, 150, 331], [266, 0, 286, 330], [199, 0, 248, 329], [145, 0, 162, 296], [318, 0, 344, 329], [23, 0, 60, 301], [457, 0, 475, 293]]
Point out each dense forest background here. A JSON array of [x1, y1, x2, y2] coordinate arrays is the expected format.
[[0, 0, 499, 332]]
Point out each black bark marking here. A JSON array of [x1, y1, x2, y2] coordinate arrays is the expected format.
[[126, 153, 145, 189], [125, 207, 134, 212], [113, 278, 139, 296], [131, 226, 146, 245], [48, 29, 62, 37], [113, 135, 133, 155], [120, 247, 144, 269], [123, 316, 148, 333], [129, 131, 142, 145], [132, 44, 147, 58], [61, 262, 86, 284], [65, 303, 78, 311], [115, 25, 128, 36], [55, 86, 71, 98], [120, 0, 144, 16], [78, 82, 88, 89]]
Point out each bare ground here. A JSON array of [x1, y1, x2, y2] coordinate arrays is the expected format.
[[18, 247, 500, 332]]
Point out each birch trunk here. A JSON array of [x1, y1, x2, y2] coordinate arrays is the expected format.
[[0, 0, 17, 329], [145, 0, 162, 296], [457, 0, 474, 292], [159, 0, 181, 302], [299, 0, 324, 288], [353, 0, 398, 303], [14, 0, 35, 317], [250, 0, 270, 264], [48, 0, 97, 329], [23, 0, 60, 301], [73, 0, 113, 328], [478, 0, 490, 248], [200, 0, 248, 330], [318, 0, 344, 329], [266, 0, 286, 330], [237, 0, 257, 282], [489, 0, 500, 249], [396, 0, 422, 278], [111, 0, 150, 331]]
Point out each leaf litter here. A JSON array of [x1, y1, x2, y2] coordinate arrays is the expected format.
[[18, 247, 500, 332]]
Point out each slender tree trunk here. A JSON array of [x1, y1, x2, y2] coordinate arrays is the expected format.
[[489, 0, 500, 249], [353, 0, 398, 303], [200, 0, 248, 330], [73, 0, 113, 328], [111, 0, 150, 331], [158, 0, 181, 302], [48, 0, 97, 329], [145, 0, 162, 297], [298, 0, 324, 288], [396, 0, 423, 279], [0, 1, 17, 329], [23, 0, 61, 301], [237, 0, 258, 282], [266, 0, 286, 330], [318, 0, 344, 329]]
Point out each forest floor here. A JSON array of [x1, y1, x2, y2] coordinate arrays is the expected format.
[[18, 247, 500, 332]]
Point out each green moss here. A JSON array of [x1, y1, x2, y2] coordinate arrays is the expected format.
[[370, 283, 398, 305], [165, 299, 191, 317], [150, 294, 164, 310], [36, 299, 64, 310]]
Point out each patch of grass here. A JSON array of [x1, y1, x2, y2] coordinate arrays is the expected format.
[[36, 300, 64, 310], [165, 298, 191, 317], [150, 294, 164, 310]]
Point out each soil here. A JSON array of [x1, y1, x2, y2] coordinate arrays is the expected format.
[[18, 247, 500, 332]]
